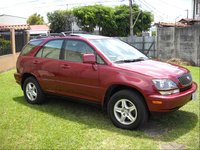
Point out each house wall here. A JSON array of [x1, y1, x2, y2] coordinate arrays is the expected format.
[[156, 25, 200, 66]]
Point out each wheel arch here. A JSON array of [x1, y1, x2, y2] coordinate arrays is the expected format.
[[103, 84, 149, 113], [21, 73, 38, 89]]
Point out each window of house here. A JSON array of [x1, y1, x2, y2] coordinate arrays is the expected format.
[[36, 40, 63, 59]]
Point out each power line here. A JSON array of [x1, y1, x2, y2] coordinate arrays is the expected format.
[[158, 0, 186, 11], [0, 0, 127, 10], [136, 0, 166, 20]]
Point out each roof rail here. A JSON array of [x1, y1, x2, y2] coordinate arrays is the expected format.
[[34, 33, 65, 39], [34, 31, 93, 39], [62, 31, 91, 36]]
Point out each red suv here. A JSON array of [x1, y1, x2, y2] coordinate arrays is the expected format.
[[14, 34, 197, 129]]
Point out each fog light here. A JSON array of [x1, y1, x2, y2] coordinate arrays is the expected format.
[[159, 89, 180, 95]]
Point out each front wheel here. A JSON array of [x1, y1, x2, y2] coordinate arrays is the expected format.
[[23, 77, 45, 104], [107, 90, 148, 130]]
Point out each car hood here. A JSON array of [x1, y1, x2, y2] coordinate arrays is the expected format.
[[115, 60, 188, 78]]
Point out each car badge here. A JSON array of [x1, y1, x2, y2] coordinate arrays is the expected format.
[[186, 76, 191, 81]]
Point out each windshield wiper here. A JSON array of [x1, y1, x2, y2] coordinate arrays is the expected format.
[[114, 57, 147, 63]]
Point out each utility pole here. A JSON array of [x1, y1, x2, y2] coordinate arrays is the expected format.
[[185, 9, 189, 19], [129, 0, 133, 37]]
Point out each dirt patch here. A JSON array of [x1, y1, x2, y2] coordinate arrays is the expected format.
[[160, 142, 187, 150], [140, 121, 168, 137], [166, 58, 194, 66]]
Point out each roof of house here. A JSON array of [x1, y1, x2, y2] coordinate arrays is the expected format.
[[154, 22, 189, 27], [0, 24, 29, 30], [29, 25, 50, 31], [179, 18, 200, 23]]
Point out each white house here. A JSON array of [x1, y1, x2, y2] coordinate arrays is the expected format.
[[29, 25, 50, 36]]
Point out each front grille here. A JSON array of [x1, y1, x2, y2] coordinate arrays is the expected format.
[[178, 73, 192, 86]]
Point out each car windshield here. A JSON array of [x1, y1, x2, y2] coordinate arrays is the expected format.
[[90, 38, 148, 63]]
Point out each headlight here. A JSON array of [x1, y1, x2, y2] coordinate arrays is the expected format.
[[152, 79, 179, 95], [152, 79, 177, 90]]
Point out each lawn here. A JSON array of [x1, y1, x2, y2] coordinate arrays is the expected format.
[[0, 66, 199, 149]]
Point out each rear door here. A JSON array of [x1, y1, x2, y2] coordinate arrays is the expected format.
[[34, 39, 64, 93]]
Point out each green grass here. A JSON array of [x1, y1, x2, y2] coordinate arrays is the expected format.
[[0, 66, 199, 149]]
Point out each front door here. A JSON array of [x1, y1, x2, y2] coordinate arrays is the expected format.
[[58, 39, 101, 102]]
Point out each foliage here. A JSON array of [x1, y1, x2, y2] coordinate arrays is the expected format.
[[151, 30, 156, 36], [114, 5, 153, 36], [0, 38, 11, 55], [73, 5, 116, 36], [27, 13, 45, 25], [73, 6, 96, 32], [0, 66, 199, 149], [114, 5, 130, 36], [47, 5, 153, 36], [72, 4, 153, 36], [47, 10, 74, 33]]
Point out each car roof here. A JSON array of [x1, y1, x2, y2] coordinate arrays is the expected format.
[[30, 34, 109, 42], [70, 34, 109, 40]]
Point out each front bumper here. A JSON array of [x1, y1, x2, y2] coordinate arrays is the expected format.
[[147, 82, 198, 112]]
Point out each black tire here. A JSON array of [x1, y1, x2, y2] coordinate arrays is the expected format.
[[107, 90, 148, 130], [23, 77, 45, 104]]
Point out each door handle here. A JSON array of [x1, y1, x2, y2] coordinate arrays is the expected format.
[[61, 64, 71, 69], [32, 60, 40, 64]]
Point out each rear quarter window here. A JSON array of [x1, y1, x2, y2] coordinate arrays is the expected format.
[[21, 40, 43, 55]]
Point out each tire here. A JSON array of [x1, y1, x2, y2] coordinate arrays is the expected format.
[[23, 77, 45, 104], [107, 90, 148, 130]]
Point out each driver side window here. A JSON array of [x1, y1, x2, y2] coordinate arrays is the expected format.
[[64, 40, 94, 62]]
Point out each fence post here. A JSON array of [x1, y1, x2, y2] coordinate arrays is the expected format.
[[25, 30, 30, 44], [10, 28, 16, 55], [142, 36, 145, 53]]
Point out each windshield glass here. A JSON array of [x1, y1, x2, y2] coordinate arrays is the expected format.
[[90, 38, 148, 63]]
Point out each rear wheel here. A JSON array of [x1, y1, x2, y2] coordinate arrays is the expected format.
[[23, 77, 45, 104], [107, 90, 148, 130]]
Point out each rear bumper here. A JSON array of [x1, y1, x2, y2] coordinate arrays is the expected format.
[[147, 82, 198, 112], [14, 73, 22, 85]]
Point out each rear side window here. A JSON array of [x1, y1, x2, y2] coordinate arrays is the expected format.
[[36, 40, 63, 60], [21, 40, 43, 55]]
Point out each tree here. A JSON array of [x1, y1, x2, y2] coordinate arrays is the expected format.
[[73, 5, 116, 35], [73, 4, 153, 36], [114, 5, 154, 36], [73, 6, 96, 32], [27, 13, 44, 25], [47, 10, 73, 33], [114, 5, 130, 36], [93, 5, 117, 36]]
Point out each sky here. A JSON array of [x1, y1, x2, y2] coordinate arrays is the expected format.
[[0, 0, 193, 23]]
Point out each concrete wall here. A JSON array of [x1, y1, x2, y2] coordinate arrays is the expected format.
[[157, 25, 200, 66]]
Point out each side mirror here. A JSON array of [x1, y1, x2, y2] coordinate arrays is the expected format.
[[83, 54, 96, 64]]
